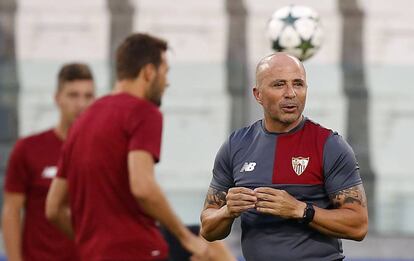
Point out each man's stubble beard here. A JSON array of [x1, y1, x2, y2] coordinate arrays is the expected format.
[[146, 77, 163, 107]]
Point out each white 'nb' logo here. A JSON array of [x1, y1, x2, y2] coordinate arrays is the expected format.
[[240, 162, 256, 172]]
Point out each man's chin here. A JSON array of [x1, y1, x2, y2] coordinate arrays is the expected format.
[[69, 112, 83, 122], [66, 117, 76, 127], [279, 114, 301, 125], [149, 99, 161, 107]]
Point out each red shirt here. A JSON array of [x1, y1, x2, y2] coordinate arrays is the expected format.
[[58, 93, 168, 261], [4, 129, 78, 261]]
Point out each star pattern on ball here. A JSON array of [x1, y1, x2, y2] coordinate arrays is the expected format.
[[281, 10, 300, 26], [267, 5, 323, 61], [296, 37, 315, 60], [272, 38, 284, 52]]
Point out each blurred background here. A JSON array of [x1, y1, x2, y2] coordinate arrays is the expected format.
[[1, 0, 414, 260]]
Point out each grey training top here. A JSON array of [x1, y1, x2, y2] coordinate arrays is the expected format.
[[209, 118, 362, 261]]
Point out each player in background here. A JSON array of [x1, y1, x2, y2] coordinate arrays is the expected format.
[[2, 63, 95, 261], [46, 33, 209, 261]]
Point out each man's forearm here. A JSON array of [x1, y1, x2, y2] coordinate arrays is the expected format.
[[200, 206, 235, 241], [200, 187, 257, 241], [134, 180, 193, 243], [309, 205, 368, 241], [45, 177, 73, 239], [309, 184, 368, 241], [2, 209, 23, 261], [128, 151, 196, 245], [48, 207, 74, 239]]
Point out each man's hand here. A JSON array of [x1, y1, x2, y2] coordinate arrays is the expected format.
[[200, 186, 255, 241], [254, 187, 306, 219], [225, 187, 257, 218], [45, 177, 74, 238], [179, 232, 209, 261]]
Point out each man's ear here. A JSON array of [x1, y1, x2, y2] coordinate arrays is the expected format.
[[142, 63, 156, 82], [253, 86, 263, 105], [54, 91, 61, 106]]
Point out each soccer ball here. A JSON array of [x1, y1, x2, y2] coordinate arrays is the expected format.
[[266, 5, 323, 61]]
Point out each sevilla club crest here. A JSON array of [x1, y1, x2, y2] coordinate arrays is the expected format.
[[291, 157, 309, 176]]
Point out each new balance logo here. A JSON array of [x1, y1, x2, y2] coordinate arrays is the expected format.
[[240, 162, 256, 172]]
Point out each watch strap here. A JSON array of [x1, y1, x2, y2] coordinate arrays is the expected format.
[[300, 202, 315, 225]]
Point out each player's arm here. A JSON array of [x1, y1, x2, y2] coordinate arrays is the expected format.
[[200, 187, 234, 241], [255, 184, 368, 240], [200, 136, 257, 241], [309, 134, 368, 240], [1, 192, 25, 261], [128, 151, 207, 258], [205, 239, 237, 261], [200, 186, 256, 241], [45, 177, 74, 239], [308, 184, 368, 241]]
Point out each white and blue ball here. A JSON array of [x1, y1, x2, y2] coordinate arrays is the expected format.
[[266, 5, 323, 61]]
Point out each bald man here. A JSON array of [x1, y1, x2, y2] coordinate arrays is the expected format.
[[200, 53, 368, 261]]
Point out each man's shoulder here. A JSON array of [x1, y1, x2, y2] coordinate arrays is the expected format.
[[301, 118, 334, 140], [304, 118, 356, 163], [230, 120, 262, 142], [96, 93, 161, 115], [10, 129, 56, 157], [18, 129, 55, 146], [304, 118, 333, 134]]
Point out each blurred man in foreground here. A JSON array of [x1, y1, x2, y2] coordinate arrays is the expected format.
[[46, 33, 209, 261]]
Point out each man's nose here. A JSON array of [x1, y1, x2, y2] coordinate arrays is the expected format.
[[284, 84, 296, 98], [78, 97, 91, 111]]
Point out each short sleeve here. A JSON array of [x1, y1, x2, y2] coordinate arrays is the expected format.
[[209, 138, 234, 192], [323, 134, 362, 195], [128, 107, 163, 162], [4, 139, 30, 193]]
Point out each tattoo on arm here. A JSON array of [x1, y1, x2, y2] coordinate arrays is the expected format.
[[330, 184, 367, 209], [204, 187, 227, 208]]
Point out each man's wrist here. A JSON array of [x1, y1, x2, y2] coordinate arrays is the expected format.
[[295, 201, 307, 219], [299, 202, 315, 225], [222, 205, 237, 219], [177, 227, 194, 245]]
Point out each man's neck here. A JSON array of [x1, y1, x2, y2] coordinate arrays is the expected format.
[[263, 115, 304, 133], [113, 79, 146, 99], [54, 120, 70, 141]]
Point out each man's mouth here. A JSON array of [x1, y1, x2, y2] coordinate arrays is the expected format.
[[281, 104, 298, 113]]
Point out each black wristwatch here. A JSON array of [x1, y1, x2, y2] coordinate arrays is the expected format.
[[299, 202, 315, 225]]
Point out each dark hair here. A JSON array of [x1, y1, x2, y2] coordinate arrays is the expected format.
[[116, 33, 168, 81], [57, 63, 94, 92]]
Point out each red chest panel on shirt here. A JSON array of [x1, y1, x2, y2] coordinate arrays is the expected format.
[[272, 121, 331, 185]]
